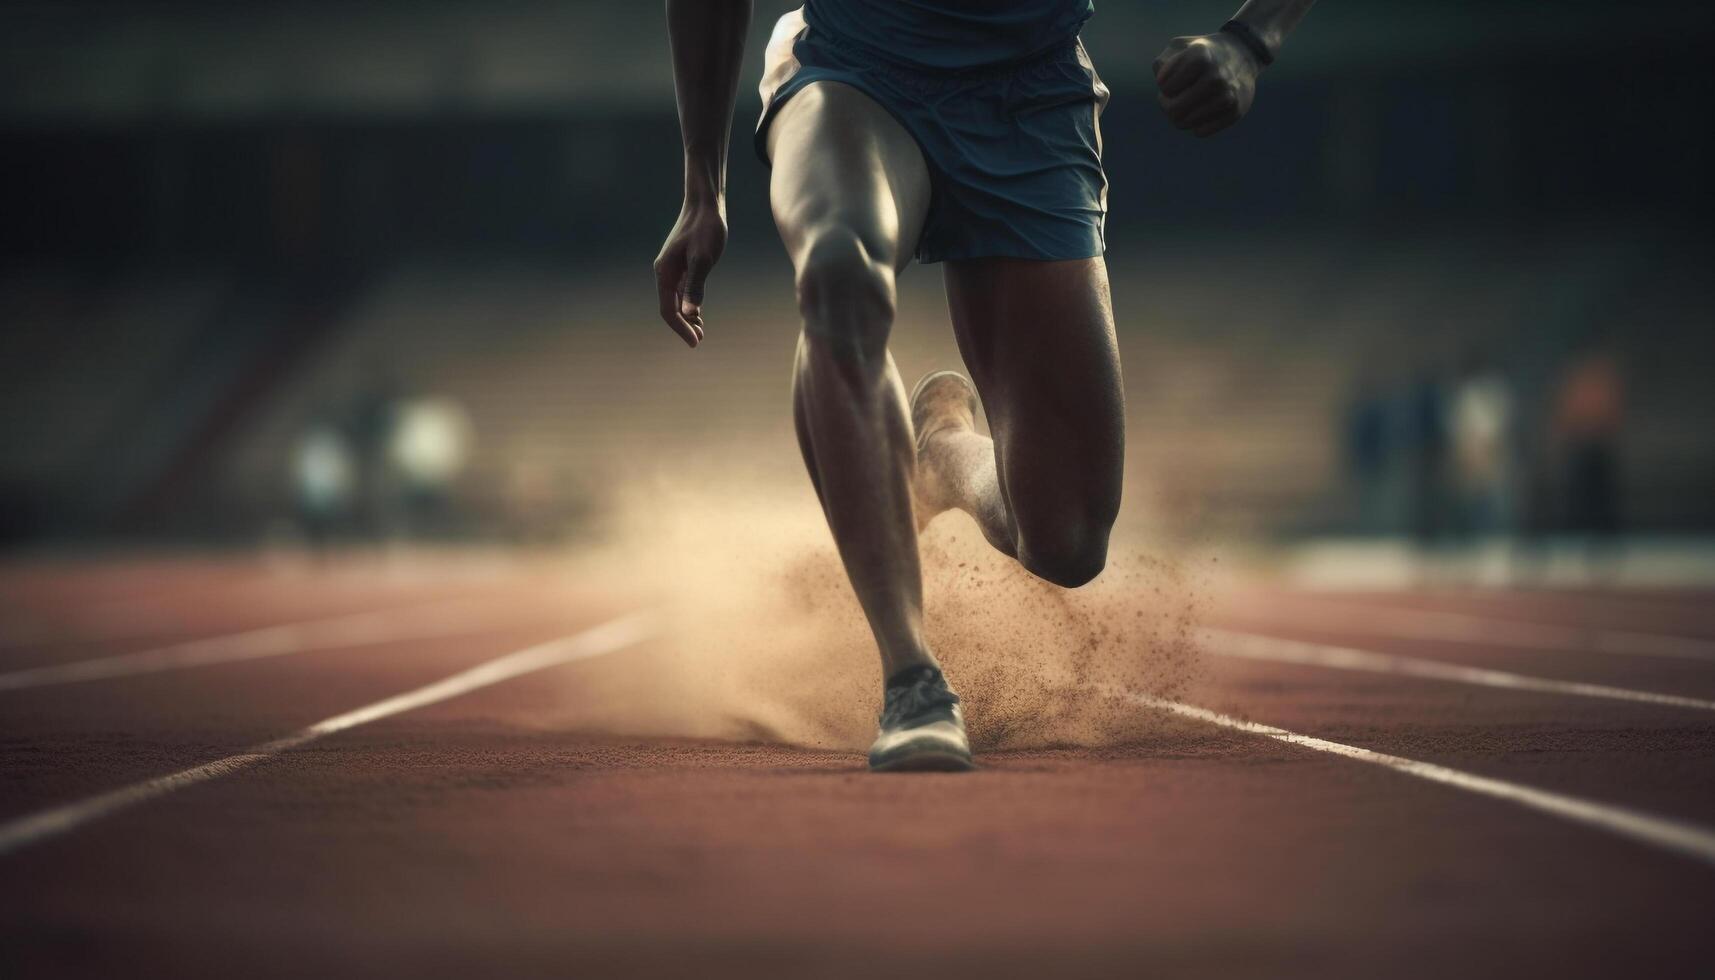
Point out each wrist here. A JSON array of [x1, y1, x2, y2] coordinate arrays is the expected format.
[[1220, 19, 1274, 68], [683, 150, 726, 208], [683, 183, 725, 211]]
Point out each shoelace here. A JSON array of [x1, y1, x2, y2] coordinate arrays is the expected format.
[[879, 669, 961, 727]]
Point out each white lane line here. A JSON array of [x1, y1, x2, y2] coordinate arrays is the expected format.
[[1127, 693, 1715, 868], [1227, 599, 1715, 664], [0, 610, 656, 856], [0, 600, 510, 692], [1203, 628, 1715, 713]]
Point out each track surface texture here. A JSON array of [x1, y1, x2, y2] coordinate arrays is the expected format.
[[2, 554, 1713, 979]]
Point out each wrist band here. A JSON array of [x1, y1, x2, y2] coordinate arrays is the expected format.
[[1220, 19, 1274, 66]]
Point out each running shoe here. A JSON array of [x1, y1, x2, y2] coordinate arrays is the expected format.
[[867, 665, 975, 772], [909, 370, 979, 455]]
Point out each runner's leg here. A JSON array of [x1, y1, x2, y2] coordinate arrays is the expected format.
[[917, 256, 1124, 587], [768, 81, 935, 677]]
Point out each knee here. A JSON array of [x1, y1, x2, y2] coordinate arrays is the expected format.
[[1019, 524, 1112, 589], [795, 226, 895, 364]]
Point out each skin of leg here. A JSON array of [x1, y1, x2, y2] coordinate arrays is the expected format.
[[767, 82, 936, 679], [924, 256, 1125, 588]]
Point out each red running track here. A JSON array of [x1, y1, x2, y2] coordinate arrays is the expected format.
[[1, 556, 1712, 979]]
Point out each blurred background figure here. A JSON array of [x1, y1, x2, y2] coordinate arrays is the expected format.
[[345, 361, 403, 541], [1449, 349, 1517, 539], [1342, 368, 1394, 536], [1553, 341, 1626, 578], [290, 413, 355, 549], [388, 396, 475, 538], [1403, 366, 1451, 571], [288, 366, 475, 547]]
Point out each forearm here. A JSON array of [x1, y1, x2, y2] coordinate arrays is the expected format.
[[667, 0, 752, 206], [1227, 0, 1315, 61]]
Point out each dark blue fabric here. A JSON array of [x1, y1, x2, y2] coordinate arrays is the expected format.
[[804, 0, 1093, 71], [756, 22, 1107, 264]]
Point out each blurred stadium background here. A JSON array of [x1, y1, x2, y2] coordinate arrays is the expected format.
[[1, 0, 1711, 578]]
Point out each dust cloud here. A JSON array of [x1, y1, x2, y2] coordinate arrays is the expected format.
[[561, 463, 1206, 752]]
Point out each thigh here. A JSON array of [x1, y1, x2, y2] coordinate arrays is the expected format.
[[767, 82, 930, 273], [943, 256, 1124, 536]]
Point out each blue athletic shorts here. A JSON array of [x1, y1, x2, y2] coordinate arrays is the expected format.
[[755, 9, 1110, 265]]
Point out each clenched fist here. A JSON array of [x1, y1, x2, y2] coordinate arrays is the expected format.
[[1153, 32, 1264, 138]]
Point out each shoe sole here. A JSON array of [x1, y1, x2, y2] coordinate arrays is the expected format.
[[908, 369, 973, 409], [868, 745, 976, 773], [908, 370, 978, 453]]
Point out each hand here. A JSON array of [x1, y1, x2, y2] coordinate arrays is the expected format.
[[652, 198, 727, 348], [1153, 32, 1262, 138]]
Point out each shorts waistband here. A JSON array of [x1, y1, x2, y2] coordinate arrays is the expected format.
[[800, 23, 1082, 83]]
